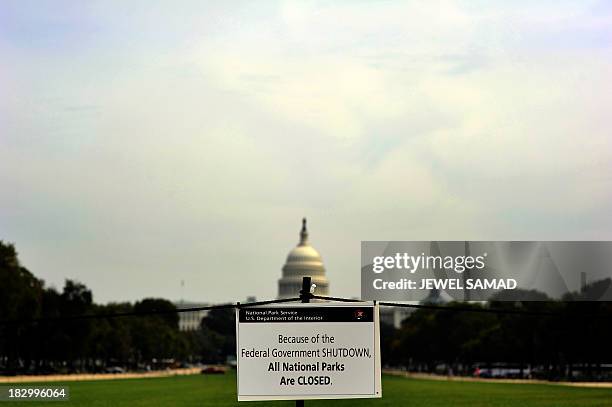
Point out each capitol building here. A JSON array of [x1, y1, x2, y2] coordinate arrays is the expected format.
[[177, 218, 329, 330], [278, 218, 329, 298]]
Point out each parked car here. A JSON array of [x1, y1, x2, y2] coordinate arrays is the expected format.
[[201, 366, 225, 375]]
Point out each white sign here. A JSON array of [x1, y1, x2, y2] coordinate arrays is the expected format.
[[236, 302, 381, 401]]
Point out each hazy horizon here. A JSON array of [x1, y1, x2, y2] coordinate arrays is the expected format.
[[2, 1, 611, 304]]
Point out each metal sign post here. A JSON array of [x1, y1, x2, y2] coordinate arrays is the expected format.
[[296, 276, 312, 407]]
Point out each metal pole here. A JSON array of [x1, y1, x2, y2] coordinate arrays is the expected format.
[[300, 276, 312, 304], [296, 276, 311, 407]]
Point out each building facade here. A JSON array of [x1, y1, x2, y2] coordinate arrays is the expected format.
[[175, 301, 210, 331]]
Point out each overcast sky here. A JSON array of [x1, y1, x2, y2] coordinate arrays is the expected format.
[[1, 1, 611, 304]]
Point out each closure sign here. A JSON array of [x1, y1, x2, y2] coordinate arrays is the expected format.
[[236, 302, 381, 401]]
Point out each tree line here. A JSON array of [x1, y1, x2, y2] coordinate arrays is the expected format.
[[0, 241, 234, 374], [2, 240, 611, 380], [382, 286, 612, 381]]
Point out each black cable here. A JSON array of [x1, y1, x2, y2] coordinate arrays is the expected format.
[[311, 295, 361, 303], [379, 301, 611, 318], [312, 295, 610, 319], [379, 301, 563, 316], [0, 297, 302, 327], [2, 295, 610, 327]]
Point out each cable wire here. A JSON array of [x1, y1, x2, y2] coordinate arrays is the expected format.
[[312, 295, 611, 319], [0, 297, 302, 327], [1, 295, 610, 327]]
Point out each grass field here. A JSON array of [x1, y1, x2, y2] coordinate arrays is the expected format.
[[4, 372, 612, 407]]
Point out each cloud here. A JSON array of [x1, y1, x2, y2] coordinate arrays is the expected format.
[[1, 0, 611, 302]]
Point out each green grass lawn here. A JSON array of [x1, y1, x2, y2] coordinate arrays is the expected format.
[[4, 372, 612, 407]]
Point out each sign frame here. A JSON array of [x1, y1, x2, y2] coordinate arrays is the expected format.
[[236, 301, 382, 401]]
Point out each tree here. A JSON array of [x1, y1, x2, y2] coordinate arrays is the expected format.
[[198, 307, 235, 363], [130, 298, 180, 363], [0, 241, 44, 371]]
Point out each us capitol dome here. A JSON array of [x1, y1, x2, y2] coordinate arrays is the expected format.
[[278, 218, 330, 298]]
